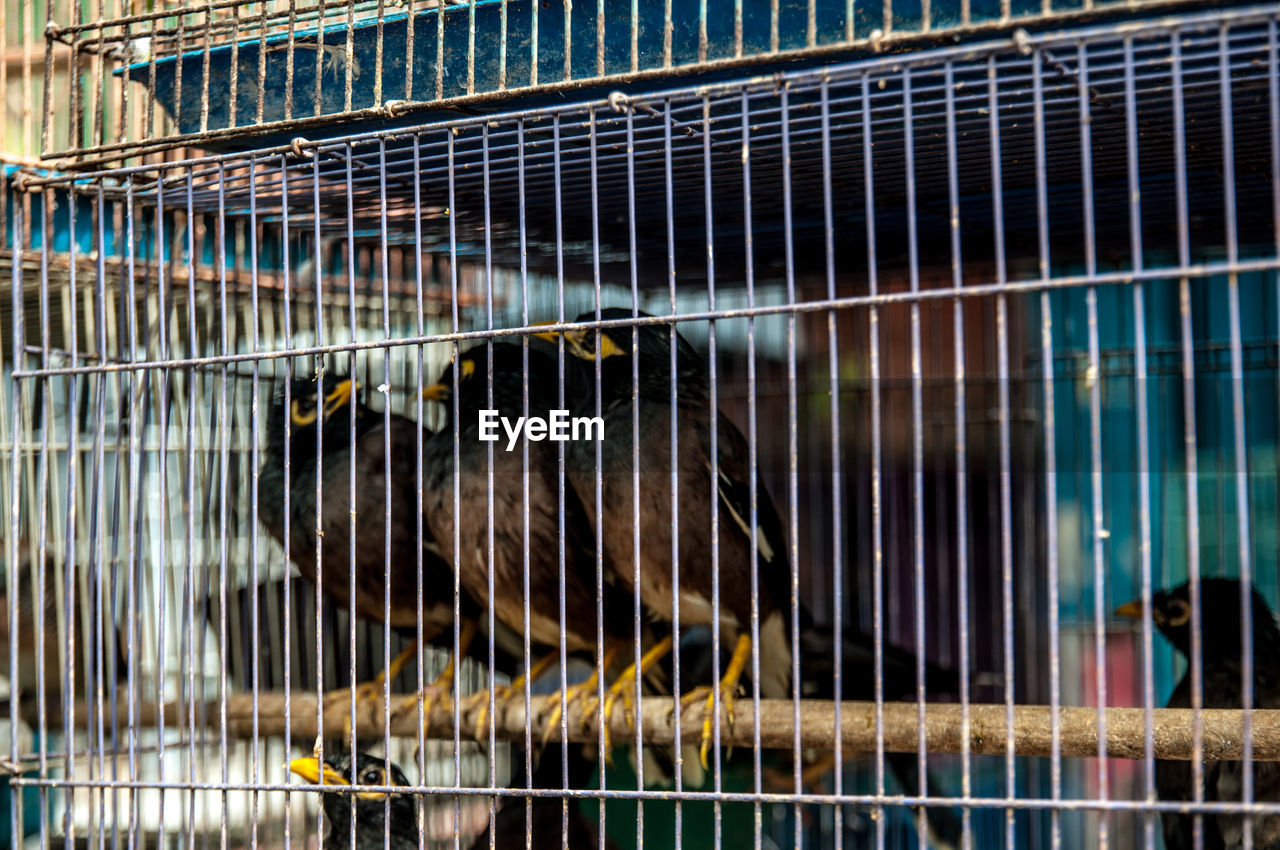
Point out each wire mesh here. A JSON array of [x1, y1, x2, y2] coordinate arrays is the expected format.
[[3, 4, 1280, 850], [36, 0, 1271, 164]]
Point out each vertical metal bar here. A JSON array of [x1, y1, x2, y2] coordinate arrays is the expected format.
[[943, 57, 973, 850], [374, 0, 387, 107], [552, 113, 571, 848], [631, 0, 639, 72], [35, 191, 51, 847], [437, 0, 447, 98], [664, 0, 673, 67], [598, 0, 607, 75], [702, 91, 724, 849], [343, 0, 356, 111], [1078, 40, 1110, 850], [499, 0, 508, 89], [861, 69, 886, 850], [215, 163, 232, 850], [1031, 42, 1064, 850], [515, 116, 535, 848], [663, 96, 683, 850], [516, 118, 536, 841], [819, 74, 845, 850], [278, 153, 296, 850], [585, 105, 608, 843], [343, 147, 359, 796], [409, 133, 428, 838], [1122, 31, 1157, 850], [1170, 32, 1205, 850], [530, 0, 539, 88], [61, 179, 81, 850], [309, 150, 327, 841], [624, 102, 646, 850], [987, 52, 1016, 850], [740, 85, 763, 850], [8, 190, 24, 850], [700, 0, 709, 62], [902, 65, 930, 846], [1219, 22, 1255, 850], [480, 124, 498, 835], [183, 173, 200, 850], [377, 137, 396, 837], [562, 0, 572, 82], [122, 179, 142, 850], [446, 127, 464, 850], [734, 0, 743, 58], [247, 157, 264, 850], [587, 102, 608, 844], [468, 0, 477, 95]]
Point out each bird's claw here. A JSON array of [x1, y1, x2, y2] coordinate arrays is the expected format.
[[538, 679, 599, 748], [322, 680, 391, 742], [392, 684, 455, 740], [672, 684, 738, 770]]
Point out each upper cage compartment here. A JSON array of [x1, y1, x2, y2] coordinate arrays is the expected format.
[[41, 0, 1261, 162]]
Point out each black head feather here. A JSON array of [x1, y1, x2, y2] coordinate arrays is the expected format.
[[296, 751, 418, 850], [1121, 578, 1280, 660]]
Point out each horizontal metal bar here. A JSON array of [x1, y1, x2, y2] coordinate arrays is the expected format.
[[12, 775, 1280, 817], [13, 256, 1280, 379]]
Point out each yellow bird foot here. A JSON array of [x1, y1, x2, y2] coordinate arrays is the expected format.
[[464, 650, 561, 743], [538, 674, 603, 747], [324, 640, 422, 741], [588, 636, 675, 764], [679, 633, 753, 771]]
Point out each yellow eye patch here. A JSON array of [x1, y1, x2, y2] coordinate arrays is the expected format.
[[595, 332, 627, 359], [460, 359, 476, 380], [290, 399, 318, 426], [1165, 598, 1191, 627]]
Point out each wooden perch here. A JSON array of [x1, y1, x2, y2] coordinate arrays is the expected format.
[[47, 693, 1280, 761]]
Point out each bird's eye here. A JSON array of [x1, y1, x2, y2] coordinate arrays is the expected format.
[[361, 768, 382, 785], [1165, 598, 1191, 627]]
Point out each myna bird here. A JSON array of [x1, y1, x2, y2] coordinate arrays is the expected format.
[[476, 745, 621, 850], [420, 342, 636, 739], [259, 371, 491, 731], [289, 751, 417, 850], [535, 308, 798, 768], [1116, 578, 1280, 849], [798, 624, 963, 848]]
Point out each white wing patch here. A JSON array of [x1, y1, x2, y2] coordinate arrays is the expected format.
[[715, 469, 775, 563]]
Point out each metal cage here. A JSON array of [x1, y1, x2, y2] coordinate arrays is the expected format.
[[4, 2, 1280, 849]]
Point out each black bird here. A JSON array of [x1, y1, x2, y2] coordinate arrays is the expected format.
[[476, 746, 621, 850], [535, 309, 797, 768], [420, 343, 635, 736], [289, 751, 417, 850], [291, 748, 618, 850], [259, 371, 488, 728], [799, 624, 964, 849], [1116, 578, 1280, 849]]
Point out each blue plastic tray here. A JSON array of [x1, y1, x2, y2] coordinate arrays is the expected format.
[[124, 0, 1037, 149]]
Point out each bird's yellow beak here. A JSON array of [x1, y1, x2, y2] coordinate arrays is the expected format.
[[530, 319, 562, 344], [421, 383, 449, 402], [1114, 598, 1163, 624], [289, 757, 349, 786], [322, 379, 357, 418]]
